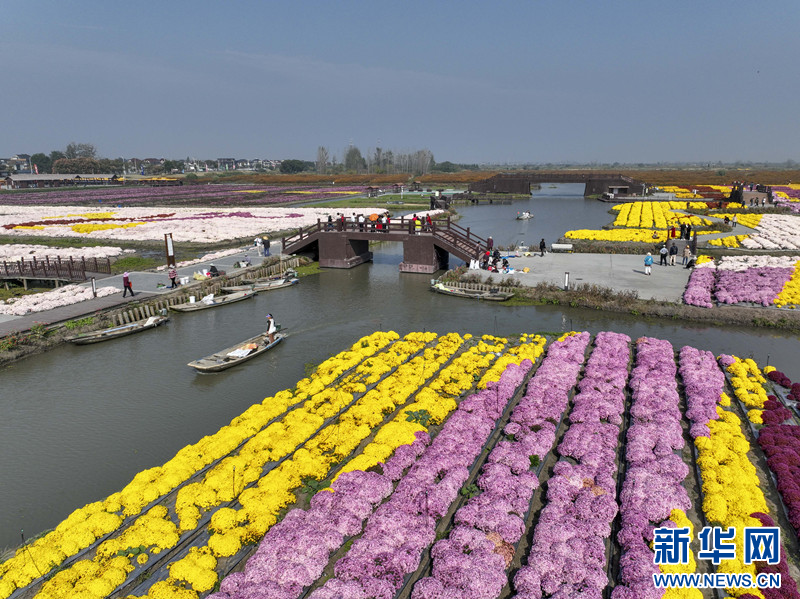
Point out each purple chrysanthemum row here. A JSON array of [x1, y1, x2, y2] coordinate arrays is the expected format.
[[413, 333, 592, 599], [678, 345, 726, 439], [514, 331, 629, 599], [683, 268, 716, 308], [613, 337, 691, 599]]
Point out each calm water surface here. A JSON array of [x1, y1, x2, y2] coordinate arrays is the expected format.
[[1, 185, 797, 548]]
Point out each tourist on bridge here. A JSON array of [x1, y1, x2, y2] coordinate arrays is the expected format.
[[425, 214, 433, 231], [539, 238, 546, 257], [659, 245, 668, 266], [644, 253, 653, 276], [122, 272, 135, 297], [415, 216, 422, 234], [358, 213, 365, 231], [326, 214, 334, 231]]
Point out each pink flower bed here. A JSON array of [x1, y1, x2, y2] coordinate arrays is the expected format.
[[0, 284, 118, 315]]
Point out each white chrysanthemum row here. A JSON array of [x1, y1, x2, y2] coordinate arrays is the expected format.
[[741, 214, 800, 250], [0, 244, 133, 262], [716, 255, 800, 271], [0, 285, 118, 315]]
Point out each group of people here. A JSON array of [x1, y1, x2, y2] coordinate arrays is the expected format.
[[253, 236, 271, 256], [326, 212, 394, 232], [645, 243, 693, 275]]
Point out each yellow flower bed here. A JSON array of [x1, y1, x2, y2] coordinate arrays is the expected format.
[[695, 255, 714, 266], [658, 509, 702, 599], [708, 235, 748, 248], [725, 356, 768, 420], [565, 228, 669, 243], [13, 225, 45, 230], [66, 212, 117, 219], [477, 333, 546, 388], [715, 213, 762, 229], [774, 259, 800, 308], [0, 332, 397, 598], [611, 202, 710, 228], [694, 405, 768, 598], [71, 222, 145, 234]]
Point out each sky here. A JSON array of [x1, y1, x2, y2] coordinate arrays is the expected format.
[[3, 1, 799, 164]]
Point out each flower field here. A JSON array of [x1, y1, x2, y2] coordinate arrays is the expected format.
[[0, 284, 119, 316], [2, 330, 799, 599], [0, 186, 369, 207], [0, 206, 380, 243], [682, 256, 800, 308], [0, 244, 134, 262]]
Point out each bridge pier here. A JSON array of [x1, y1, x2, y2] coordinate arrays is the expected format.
[[318, 235, 373, 268], [399, 235, 448, 274]]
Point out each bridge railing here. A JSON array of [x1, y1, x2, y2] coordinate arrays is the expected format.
[[1, 256, 112, 281], [281, 214, 492, 262]]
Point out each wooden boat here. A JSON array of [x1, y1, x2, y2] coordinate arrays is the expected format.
[[220, 277, 299, 294], [66, 315, 169, 345], [430, 282, 513, 301], [170, 290, 255, 312], [515, 211, 534, 220], [188, 332, 285, 372]]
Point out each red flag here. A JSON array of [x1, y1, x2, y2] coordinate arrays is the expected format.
[[34, 164, 39, 174]]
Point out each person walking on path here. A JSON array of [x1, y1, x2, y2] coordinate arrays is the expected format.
[[122, 272, 135, 297], [265, 313, 277, 344], [668, 243, 678, 266], [682, 245, 691, 266], [168, 265, 178, 289], [732, 214, 738, 228], [644, 252, 653, 275], [539, 238, 546, 257], [659, 245, 668, 266], [263, 236, 271, 256]]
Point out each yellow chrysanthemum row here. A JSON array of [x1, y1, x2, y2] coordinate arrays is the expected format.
[[725, 356, 769, 424], [774, 260, 800, 308], [715, 213, 762, 229], [708, 235, 749, 248], [71, 222, 145, 234], [659, 509, 702, 599], [612, 202, 710, 229], [695, 404, 769, 598]]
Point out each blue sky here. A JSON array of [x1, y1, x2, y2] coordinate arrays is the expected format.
[[3, 1, 799, 164]]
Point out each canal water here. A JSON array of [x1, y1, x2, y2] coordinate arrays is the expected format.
[[0, 185, 797, 549]]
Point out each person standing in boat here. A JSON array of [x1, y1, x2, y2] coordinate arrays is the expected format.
[[265, 313, 277, 344]]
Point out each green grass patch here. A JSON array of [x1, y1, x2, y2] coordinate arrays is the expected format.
[[110, 256, 164, 274], [294, 262, 321, 276]]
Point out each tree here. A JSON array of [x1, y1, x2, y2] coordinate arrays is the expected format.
[[344, 146, 366, 173], [279, 159, 307, 174], [64, 142, 97, 159], [49, 150, 65, 164], [30, 153, 52, 174], [316, 146, 330, 174], [52, 157, 102, 174]]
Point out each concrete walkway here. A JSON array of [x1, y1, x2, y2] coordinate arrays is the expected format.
[[473, 252, 692, 302], [0, 246, 283, 336]]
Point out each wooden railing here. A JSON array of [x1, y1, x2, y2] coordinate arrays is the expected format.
[[0, 256, 112, 281]]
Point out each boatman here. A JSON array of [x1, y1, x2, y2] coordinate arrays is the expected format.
[[266, 313, 277, 344]]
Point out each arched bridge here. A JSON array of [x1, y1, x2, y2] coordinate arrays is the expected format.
[[281, 216, 487, 273], [468, 173, 646, 197]]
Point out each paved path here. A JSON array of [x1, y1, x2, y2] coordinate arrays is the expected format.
[[0, 246, 279, 336], [473, 252, 692, 302]]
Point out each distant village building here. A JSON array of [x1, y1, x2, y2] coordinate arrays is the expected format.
[[3, 173, 122, 189]]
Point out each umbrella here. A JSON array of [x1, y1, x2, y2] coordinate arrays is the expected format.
[[369, 213, 379, 221]]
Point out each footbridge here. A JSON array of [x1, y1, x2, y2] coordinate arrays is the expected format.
[[281, 216, 487, 273], [468, 173, 646, 197]]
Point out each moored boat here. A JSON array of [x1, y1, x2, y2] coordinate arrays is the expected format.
[[188, 332, 285, 372], [516, 211, 534, 220], [430, 282, 513, 301], [66, 315, 169, 344], [221, 277, 299, 293], [170, 290, 255, 312]]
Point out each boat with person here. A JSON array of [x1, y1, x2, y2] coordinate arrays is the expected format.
[[430, 282, 513, 301], [170, 290, 255, 312], [66, 315, 169, 345], [187, 331, 286, 372], [516, 211, 534, 220]]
